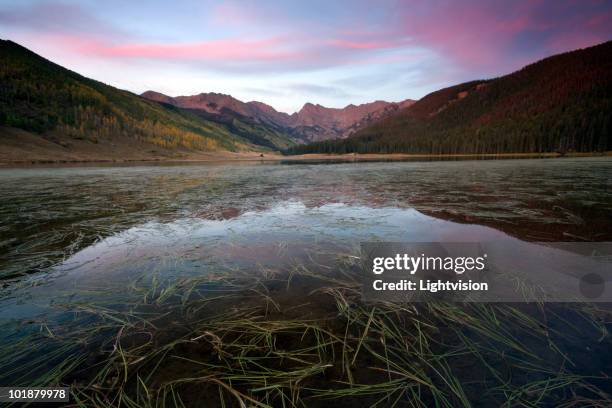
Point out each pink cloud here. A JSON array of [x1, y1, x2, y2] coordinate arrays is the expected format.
[[2, 0, 610, 78], [30, 31, 418, 72], [94, 38, 299, 62], [389, 0, 612, 72], [397, 3, 536, 67]]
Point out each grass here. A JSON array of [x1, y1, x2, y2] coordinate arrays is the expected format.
[[1, 250, 611, 408]]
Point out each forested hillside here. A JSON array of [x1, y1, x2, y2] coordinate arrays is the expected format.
[[0, 40, 295, 155], [286, 41, 612, 155]]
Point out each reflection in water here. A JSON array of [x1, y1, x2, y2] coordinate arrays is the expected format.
[[0, 158, 611, 406], [1, 200, 511, 318], [1, 157, 610, 281]]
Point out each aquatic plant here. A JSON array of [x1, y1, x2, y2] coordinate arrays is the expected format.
[[2, 252, 610, 407]]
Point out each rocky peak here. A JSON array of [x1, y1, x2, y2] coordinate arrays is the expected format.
[[141, 90, 416, 143]]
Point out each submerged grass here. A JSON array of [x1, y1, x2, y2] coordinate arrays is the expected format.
[[1, 251, 611, 408], [1, 157, 611, 408]]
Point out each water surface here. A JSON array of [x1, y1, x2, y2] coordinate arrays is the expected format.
[[2, 157, 610, 280], [0, 158, 611, 405]]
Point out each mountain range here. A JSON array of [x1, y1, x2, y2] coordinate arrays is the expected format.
[[1, 38, 610, 163], [0, 38, 412, 163], [141, 90, 414, 142]]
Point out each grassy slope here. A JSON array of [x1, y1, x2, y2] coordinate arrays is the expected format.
[[287, 41, 612, 155], [0, 40, 295, 161]]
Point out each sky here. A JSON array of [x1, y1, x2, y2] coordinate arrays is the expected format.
[[1, 0, 611, 113]]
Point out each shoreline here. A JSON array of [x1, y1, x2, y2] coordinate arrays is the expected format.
[[1, 150, 610, 168]]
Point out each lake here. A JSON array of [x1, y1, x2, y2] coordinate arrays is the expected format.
[[0, 157, 611, 407]]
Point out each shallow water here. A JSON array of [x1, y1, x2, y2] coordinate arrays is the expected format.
[[0, 157, 611, 403], [0, 157, 611, 307], [2, 157, 611, 279]]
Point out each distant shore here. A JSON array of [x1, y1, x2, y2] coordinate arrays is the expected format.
[[276, 151, 612, 161], [2, 150, 611, 167], [1, 127, 610, 167]]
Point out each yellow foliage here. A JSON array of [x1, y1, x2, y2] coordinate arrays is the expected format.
[[57, 106, 220, 151]]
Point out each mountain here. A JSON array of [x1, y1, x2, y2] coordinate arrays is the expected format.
[[288, 100, 414, 141], [0, 40, 297, 163], [142, 91, 414, 143], [287, 41, 612, 155]]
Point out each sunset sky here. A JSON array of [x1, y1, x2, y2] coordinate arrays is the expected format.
[[1, 0, 611, 113]]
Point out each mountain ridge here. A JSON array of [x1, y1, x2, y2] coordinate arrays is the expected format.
[[141, 90, 415, 142]]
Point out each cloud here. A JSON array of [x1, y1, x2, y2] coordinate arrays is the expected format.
[[0, 1, 427, 75], [388, 0, 612, 72], [1, 0, 610, 109], [0, 1, 126, 39], [89, 38, 298, 62]]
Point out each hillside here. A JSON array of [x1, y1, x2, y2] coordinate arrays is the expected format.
[[286, 41, 612, 155], [142, 90, 414, 143], [141, 90, 298, 148], [0, 40, 296, 163]]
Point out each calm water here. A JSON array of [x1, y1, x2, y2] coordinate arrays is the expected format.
[[1, 157, 611, 294], [0, 157, 611, 399]]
